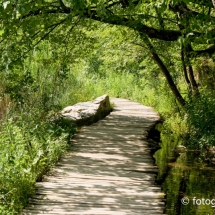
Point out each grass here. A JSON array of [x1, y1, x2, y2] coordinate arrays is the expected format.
[[0, 108, 70, 214]]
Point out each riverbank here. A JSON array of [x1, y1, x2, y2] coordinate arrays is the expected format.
[[154, 132, 215, 215]]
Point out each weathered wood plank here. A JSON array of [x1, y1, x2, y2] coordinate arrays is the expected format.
[[73, 133, 148, 141], [22, 210, 166, 215], [24, 205, 164, 212], [33, 191, 165, 198], [70, 139, 150, 147], [54, 162, 158, 169], [44, 173, 156, 181], [28, 198, 165, 206], [54, 157, 155, 168], [35, 184, 161, 192], [25, 202, 164, 211], [68, 148, 154, 157], [42, 178, 156, 185], [31, 194, 166, 202], [51, 165, 159, 175], [41, 177, 158, 185]]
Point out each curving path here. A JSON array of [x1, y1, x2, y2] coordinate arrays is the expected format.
[[22, 98, 166, 215]]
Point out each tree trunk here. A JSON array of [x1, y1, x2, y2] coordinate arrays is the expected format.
[[185, 44, 199, 97], [181, 47, 190, 85], [141, 34, 186, 107], [187, 64, 199, 97], [181, 46, 193, 98], [152, 52, 186, 107], [176, 9, 199, 98]]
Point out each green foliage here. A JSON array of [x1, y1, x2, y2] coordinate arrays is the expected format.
[[194, 56, 215, 89], [0, 41, 77, 213], [0, 110, 70, 213], [186, 91, 215, 149]]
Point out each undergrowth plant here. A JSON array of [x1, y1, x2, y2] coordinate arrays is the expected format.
[[0, 42, 76, 214], [186, 91, 215, 149], [0, 110, 70, 214]]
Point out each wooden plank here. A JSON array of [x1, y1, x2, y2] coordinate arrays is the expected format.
[[42, 178, 156, 185], [35, 184, 161, 192], [68, 147, 153, 157], [69, 144, 152, 152], [73, 133, 147, 141], [43, 172, 156, 182], [40, 178, 158, 186], [67, 153, 154, 163], [35, 190, 163, 197], [55, 156, 156, 164], [24, 205, 164, 211], [47, 171, 157, 179], [70, 139, 150, 147], [25, 202, 164, 211], [104, 116, 157, 122], [30, 195, 166, 204], [46, 165, 157, 177], [26, 198, 165, 205], [22, 210, 166, 215], [54, 162, 158, 171], [80, 126, 148, 131], [36, 180, 161, 187], [91, 122, 152, 128], [52, 164, 159, 174], [28, 198, 165, 206], [54, 162, 158, 170]]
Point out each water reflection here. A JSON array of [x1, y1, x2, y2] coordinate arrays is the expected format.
[[154, 133, 215, 215]]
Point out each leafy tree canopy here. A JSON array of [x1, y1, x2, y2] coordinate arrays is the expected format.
[[1, 0, 215, 59], [1, 0, 215, 106]]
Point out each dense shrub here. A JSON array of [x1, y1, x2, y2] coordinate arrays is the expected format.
[[186, 91, 215, 149]]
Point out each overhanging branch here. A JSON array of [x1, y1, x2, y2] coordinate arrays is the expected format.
[[192, 44, 215, 56], [19, 1, 215, 42], [32, 18, 66, 48], [84, 10, 182, 41], [188, 0, 213, 8]]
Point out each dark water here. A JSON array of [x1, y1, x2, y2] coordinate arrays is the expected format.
[[154, 132, 215, 215]]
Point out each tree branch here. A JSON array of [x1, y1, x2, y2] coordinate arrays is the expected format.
[[32, 19, 66, 48], [169, 2, 215, 19], [192, 44, 215, 56], [186, 0, 213, 8], [83, 10, 182, 41], [19, 1, 215, 42], [59, 0, 70, 13], [140, 33, 186, 107], [21, 7, 64, 20], [62, 17, 81, 43]]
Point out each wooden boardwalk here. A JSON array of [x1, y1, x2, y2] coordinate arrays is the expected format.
[[22, 98, 166, 215]]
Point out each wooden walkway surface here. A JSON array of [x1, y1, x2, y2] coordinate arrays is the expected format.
[[22, 98, 166, 215]]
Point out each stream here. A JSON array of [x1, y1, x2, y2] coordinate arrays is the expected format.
[[154, 131, 215, 215]]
